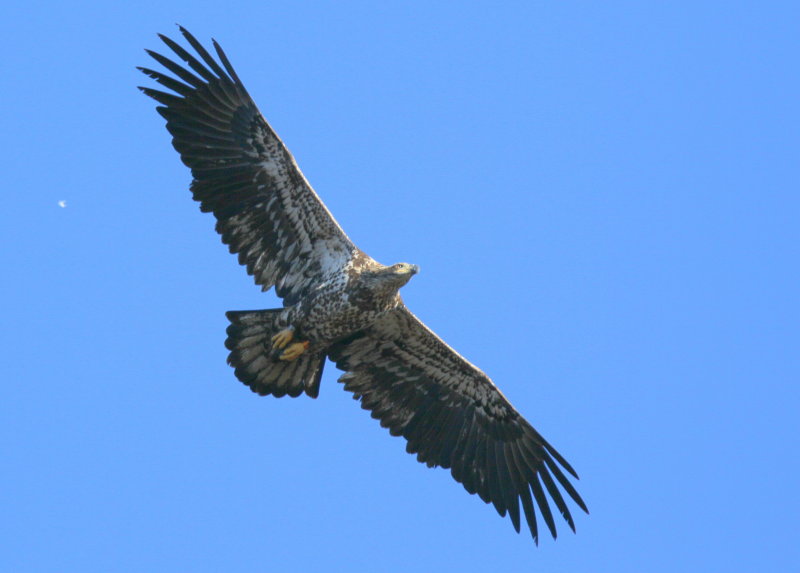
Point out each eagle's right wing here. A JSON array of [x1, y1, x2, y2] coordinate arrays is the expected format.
[[139, 27, 356, 305], [328, 306, 588, 543]]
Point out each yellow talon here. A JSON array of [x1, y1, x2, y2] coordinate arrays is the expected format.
[[280, 341, 310, 361], [271, 328, 294, 350]]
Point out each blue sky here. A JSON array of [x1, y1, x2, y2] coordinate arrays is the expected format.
[[2, 1, 799, 571]]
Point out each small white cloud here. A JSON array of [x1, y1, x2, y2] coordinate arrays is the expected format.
[[58, 200, 67, 208]]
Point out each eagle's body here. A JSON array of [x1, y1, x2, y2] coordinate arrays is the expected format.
[[140, 27, 588, 543], [282, 252, 412, 350]]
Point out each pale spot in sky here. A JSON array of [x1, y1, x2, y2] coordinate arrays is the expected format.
[[58, 200, 67, 208]]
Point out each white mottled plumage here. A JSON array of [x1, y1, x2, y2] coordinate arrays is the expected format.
[[140, 27, 587, 543]]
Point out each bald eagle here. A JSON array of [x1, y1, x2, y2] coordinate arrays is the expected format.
[[139, 27, 587, 543]]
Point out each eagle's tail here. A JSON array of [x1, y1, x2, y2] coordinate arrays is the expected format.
[[225, 310, 325, 398]]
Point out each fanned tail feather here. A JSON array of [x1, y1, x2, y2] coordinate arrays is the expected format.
[[225, 310, 325, 398]]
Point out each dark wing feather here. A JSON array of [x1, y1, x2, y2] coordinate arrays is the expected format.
[[328, 306, 588, 543], [139, 27, 356, 304]]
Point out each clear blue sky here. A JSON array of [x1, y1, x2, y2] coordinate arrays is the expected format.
[[2, 1, 798, 571]]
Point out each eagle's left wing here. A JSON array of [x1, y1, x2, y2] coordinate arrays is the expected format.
[[328, 306, 588, 543], [139, 28, 356, 305]]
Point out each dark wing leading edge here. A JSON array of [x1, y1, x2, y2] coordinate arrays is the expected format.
[[328, 306, 588, 543], [139, 28, 355, 305]]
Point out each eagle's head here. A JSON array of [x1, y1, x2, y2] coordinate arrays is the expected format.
[[389, 262, 419, 285], [369, 262, 419, 292]]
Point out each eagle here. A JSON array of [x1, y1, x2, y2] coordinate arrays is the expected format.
[[139, 27, 588, 543]]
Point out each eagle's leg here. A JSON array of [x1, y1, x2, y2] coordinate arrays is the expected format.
[[279, 341, 310, 361], [271, 327, 294, 350]]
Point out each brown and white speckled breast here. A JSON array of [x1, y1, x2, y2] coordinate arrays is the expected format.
[[289, 252, 399, 347]]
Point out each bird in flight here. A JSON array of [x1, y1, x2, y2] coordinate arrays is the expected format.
[[139, 27, 587, 543]]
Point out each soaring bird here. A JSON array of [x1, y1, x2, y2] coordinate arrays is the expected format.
[[139, 27, 588, 543]]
